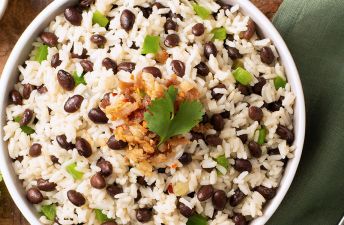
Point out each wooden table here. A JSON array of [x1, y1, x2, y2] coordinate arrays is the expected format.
[[0, 0, 282, 224]]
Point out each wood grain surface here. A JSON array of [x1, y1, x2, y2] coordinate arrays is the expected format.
[[0, 0, 282, 224]]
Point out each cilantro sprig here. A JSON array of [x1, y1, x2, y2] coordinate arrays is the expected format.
[[144, 86, 204, 145]]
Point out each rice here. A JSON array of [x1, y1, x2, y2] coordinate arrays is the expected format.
[[3, 0, 295, 224]]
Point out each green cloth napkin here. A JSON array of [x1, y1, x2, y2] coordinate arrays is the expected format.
[[267, 0, 344, 224]]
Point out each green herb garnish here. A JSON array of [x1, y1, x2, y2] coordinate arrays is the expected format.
[[35, 44, 49, 63], [186, 214, 208, 225], [144, 86, 204, 145], [72, 71, 87, 86], [233, 67, 253, 86], [95, 209, 111, 223], [215, 155, 229, 170], [274, 76, 287, 90], [257, 127, 267, 145], [41, 204, 56, 221], [142, 35, 160, 55], [13, 116, 35, 135], [66, 163, 84, 180], [92, 11, 109, 27], [192, 3, 211, 20], [211, 27, 227, 41]]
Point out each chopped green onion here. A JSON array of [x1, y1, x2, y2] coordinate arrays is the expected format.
[[95, 209, 110, 223], [232, 60, 244, 70], [211, 27, 227, 41], [92, 11, 109, 27], [233, 67, 253, 86], [72, 71, 87, 86], [215, 155, 229, 175], [257, 127, 267, 145], [35, 44, 49, 63], [141, 35, 160, 55], [192, 3, 211, 20], [41, 204, 56, 221], [13, 116, 35, 135], [274, 76, 287, 90], [186, 214, 208, 225], [66, 163, 84, 180]]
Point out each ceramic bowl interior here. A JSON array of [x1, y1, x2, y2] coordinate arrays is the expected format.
[[0, 0, 305, 224]]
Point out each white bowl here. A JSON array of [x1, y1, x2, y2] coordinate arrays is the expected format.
[[0, 0, 306, 224], [0, 0, 8, 20]]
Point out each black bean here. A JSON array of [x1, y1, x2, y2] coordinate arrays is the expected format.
[[166, 11, 183, 20], [137, 6, 152, 19], [157, 168, 166, 173], [205, 134, 222, 147], [238, 134, 248, 144], [212, 190, 227, 211], [197, 185, 214, 201], [152, 2, 165, 9], [266, 100, 282, 112], [164, 34, 180, 48], [117, 62, 136, 73], [51, 53, 62, 68], [100, 92, 111, 109], [240, 19, 255, 40], [37, 85, 48, 94], [101, 222, 118, 225], [268, 148, 280, 155], [71, 48, 88, 59], [237, 84, 251, 96], [142, 66, 162, 78], [276, 125, 294, 144], [192, 23, 205, 36], [211, 84, 226, 100], [22, 84, 36, 99], [107, 135, 128, 150], [50, 155, 59, 164], [29, 143, 42, 157], [90, 34, 107, 46], [64, 7, 83, 26], [248, 141, 262, 158], [233, 213, 247, 225], [9, 90, 23, 105], [40, 32, 58, 47], [217, 1, 232, 10], [37, 178, 57, 192], [137, 176, 147, 186], [201, 114, 209, 124], [79, 60, 93, 73], [260, 47, 275, 64], [64, 95, 84, 113], [106, 184, 123, 197], [75, 137, 92, 158], [190, 131, 204, 141], [57, 70, 75, 91], [136, 208, 152, 223], [90, 173, 106, 189], [226, 46, 242, 60], [255, 185, 277, 200], [220, 111, 230, 119], [234, 159, 252, 172], [252, 77, 266, 95], [20, 109, 34, 126], [248, 106, 263, 121], [56, 134, 74, 150], [211, 114, 225, 131], [171, 60, 185, 77], [178, 153, 192, 165], [204, 42, 218, 59], [102, 57, 117, 74], [97, 159, 113, 177], [178, 202, 195, 218], [26, 187, 43, 204], [88, 107, 108, 124], [79, 0, 95, 8], [229, 189, 246, 207], [195, 62, 209, 76], [120, 9, 136, 32], [164, 19, 178, 33], [67, 190, 86, 206]]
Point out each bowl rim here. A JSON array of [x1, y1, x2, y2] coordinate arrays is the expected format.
[[0, 0, 8, 20], [0, 0, 306, 224]]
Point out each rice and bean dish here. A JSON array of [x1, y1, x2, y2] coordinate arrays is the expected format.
[[3, 0, 296, 224]]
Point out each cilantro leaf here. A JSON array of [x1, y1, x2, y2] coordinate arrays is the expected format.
[[95, 209, 111, 223], [144, 86, 204, 145], [72, 71, 87, 86], [41, 204, 56, 221]]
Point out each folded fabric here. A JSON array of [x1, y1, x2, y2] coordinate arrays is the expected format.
[[267, 0, 344, 224]]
